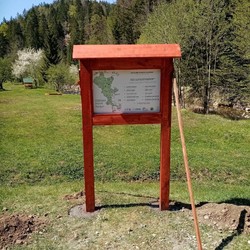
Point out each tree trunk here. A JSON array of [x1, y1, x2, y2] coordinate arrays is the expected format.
[[0, 81, 5, 90], [204, 63, 211, 114]]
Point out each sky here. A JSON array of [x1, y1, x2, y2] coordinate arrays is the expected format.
[[0, 0, 116, 22]]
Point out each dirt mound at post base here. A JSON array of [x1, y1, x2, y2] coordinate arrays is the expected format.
[[197, 203, 250, 233], [0, 214, 47, 248]]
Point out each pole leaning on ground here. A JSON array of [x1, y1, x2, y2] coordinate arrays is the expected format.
[[173, 78, 203, 250]]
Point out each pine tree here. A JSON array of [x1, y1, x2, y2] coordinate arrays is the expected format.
[[44, 32, 61, 66], [86, 14, 113, 44], [0, 23, 9, 57], [38, 13, 48, 46], [24, 8, 40, 49], [109, 4, 136, 44]]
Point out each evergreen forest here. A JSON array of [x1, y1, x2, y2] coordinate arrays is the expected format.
[[0, 0, 249, 113]]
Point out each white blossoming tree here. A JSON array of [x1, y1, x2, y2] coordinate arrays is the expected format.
[[12, 48, 45, 87]]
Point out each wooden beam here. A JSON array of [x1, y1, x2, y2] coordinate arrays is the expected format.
[[93, 113, 161, 125], [80, 61, 95, 212], [159, 59, 173, 210], [90, 58, 164, 70]]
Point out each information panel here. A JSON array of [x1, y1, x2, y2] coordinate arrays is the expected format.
[[93, 69, 161, 114]]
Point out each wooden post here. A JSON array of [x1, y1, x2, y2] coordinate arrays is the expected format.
[[160, 59, 173, 210], [80, 61, 95, 212]]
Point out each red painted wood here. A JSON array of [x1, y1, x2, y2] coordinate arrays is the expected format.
[[80, 61, 95, 212], [159, 59, 173, 210], [73, 44, 181, 59], [93, 113, 162, 125], [90, 58, 164, 70]]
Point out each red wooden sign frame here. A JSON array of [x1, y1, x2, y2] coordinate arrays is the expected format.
[[73, 44, 181, 212]]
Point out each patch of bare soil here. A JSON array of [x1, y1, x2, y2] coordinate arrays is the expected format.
[[197, 203, 250, 233], [0, 214, 47, 249]]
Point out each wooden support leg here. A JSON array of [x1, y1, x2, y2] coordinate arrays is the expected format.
[[83, 124, 95, 212], [80, 60, 95, 212], [160, 123, 171, 210], [159, 60, 173, 210]]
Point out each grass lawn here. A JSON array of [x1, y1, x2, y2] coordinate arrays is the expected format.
[[0, 83, 249, 249]]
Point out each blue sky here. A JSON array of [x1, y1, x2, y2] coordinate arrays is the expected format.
[[0, 0, 116, 22]]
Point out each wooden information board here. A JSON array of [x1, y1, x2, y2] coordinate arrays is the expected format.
[[73, 44, 181, 212]]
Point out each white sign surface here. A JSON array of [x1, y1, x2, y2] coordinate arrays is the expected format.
[[93, 69, 161, 114]]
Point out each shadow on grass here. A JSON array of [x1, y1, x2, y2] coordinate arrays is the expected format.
[[96, 190, 159, 209], [222, 198, 250, 206], [165, 198, 250, 211], [97, 202, 159, 210], [96, 190, 250, 209], [97, 200, 207, 211]]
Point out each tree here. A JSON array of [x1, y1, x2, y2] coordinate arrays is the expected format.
[[0, 23, 9, 57], [109, 4, 137, 44], [44, 6, 64, 65], [139, 0, 248, 112], [57, 0, 69, 24], [228, 0, 250, 105], [138, 0, 196, 107], [8, 20, 24, 52], [1, 18, 25, 60], [0, 57, 12, 90], [47, 63, 76, 92], [24, 8, 41, 49], [110, 0, 158, 44], [38, 13, 48, 47], [185, 0, 233, 113], [12, 48, 45, 86], [86, 14, 114, 44], [44, 32, 61, 66]]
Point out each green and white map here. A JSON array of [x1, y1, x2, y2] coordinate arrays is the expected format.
[[93, 69, 160, 114]]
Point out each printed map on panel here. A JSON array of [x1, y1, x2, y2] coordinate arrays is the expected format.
[[93, 69, 160, 114]]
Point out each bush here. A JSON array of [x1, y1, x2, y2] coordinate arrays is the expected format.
[[47, 63, 77, 92], [216, 107, 248, 120]]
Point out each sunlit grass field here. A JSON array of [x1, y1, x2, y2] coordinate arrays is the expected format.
[[0, 83, 250, 249], [1, 83, 249, 186]]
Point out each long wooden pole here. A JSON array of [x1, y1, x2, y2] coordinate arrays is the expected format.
[[173, 79, 202, 250]]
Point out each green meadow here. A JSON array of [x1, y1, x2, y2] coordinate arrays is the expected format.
[[0, 83, 249, 249]]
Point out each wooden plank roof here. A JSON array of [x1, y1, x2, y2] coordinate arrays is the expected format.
[[73, 44, 181, 60]]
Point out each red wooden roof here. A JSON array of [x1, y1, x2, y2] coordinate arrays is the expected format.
[[73, 44, 181, 59]]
